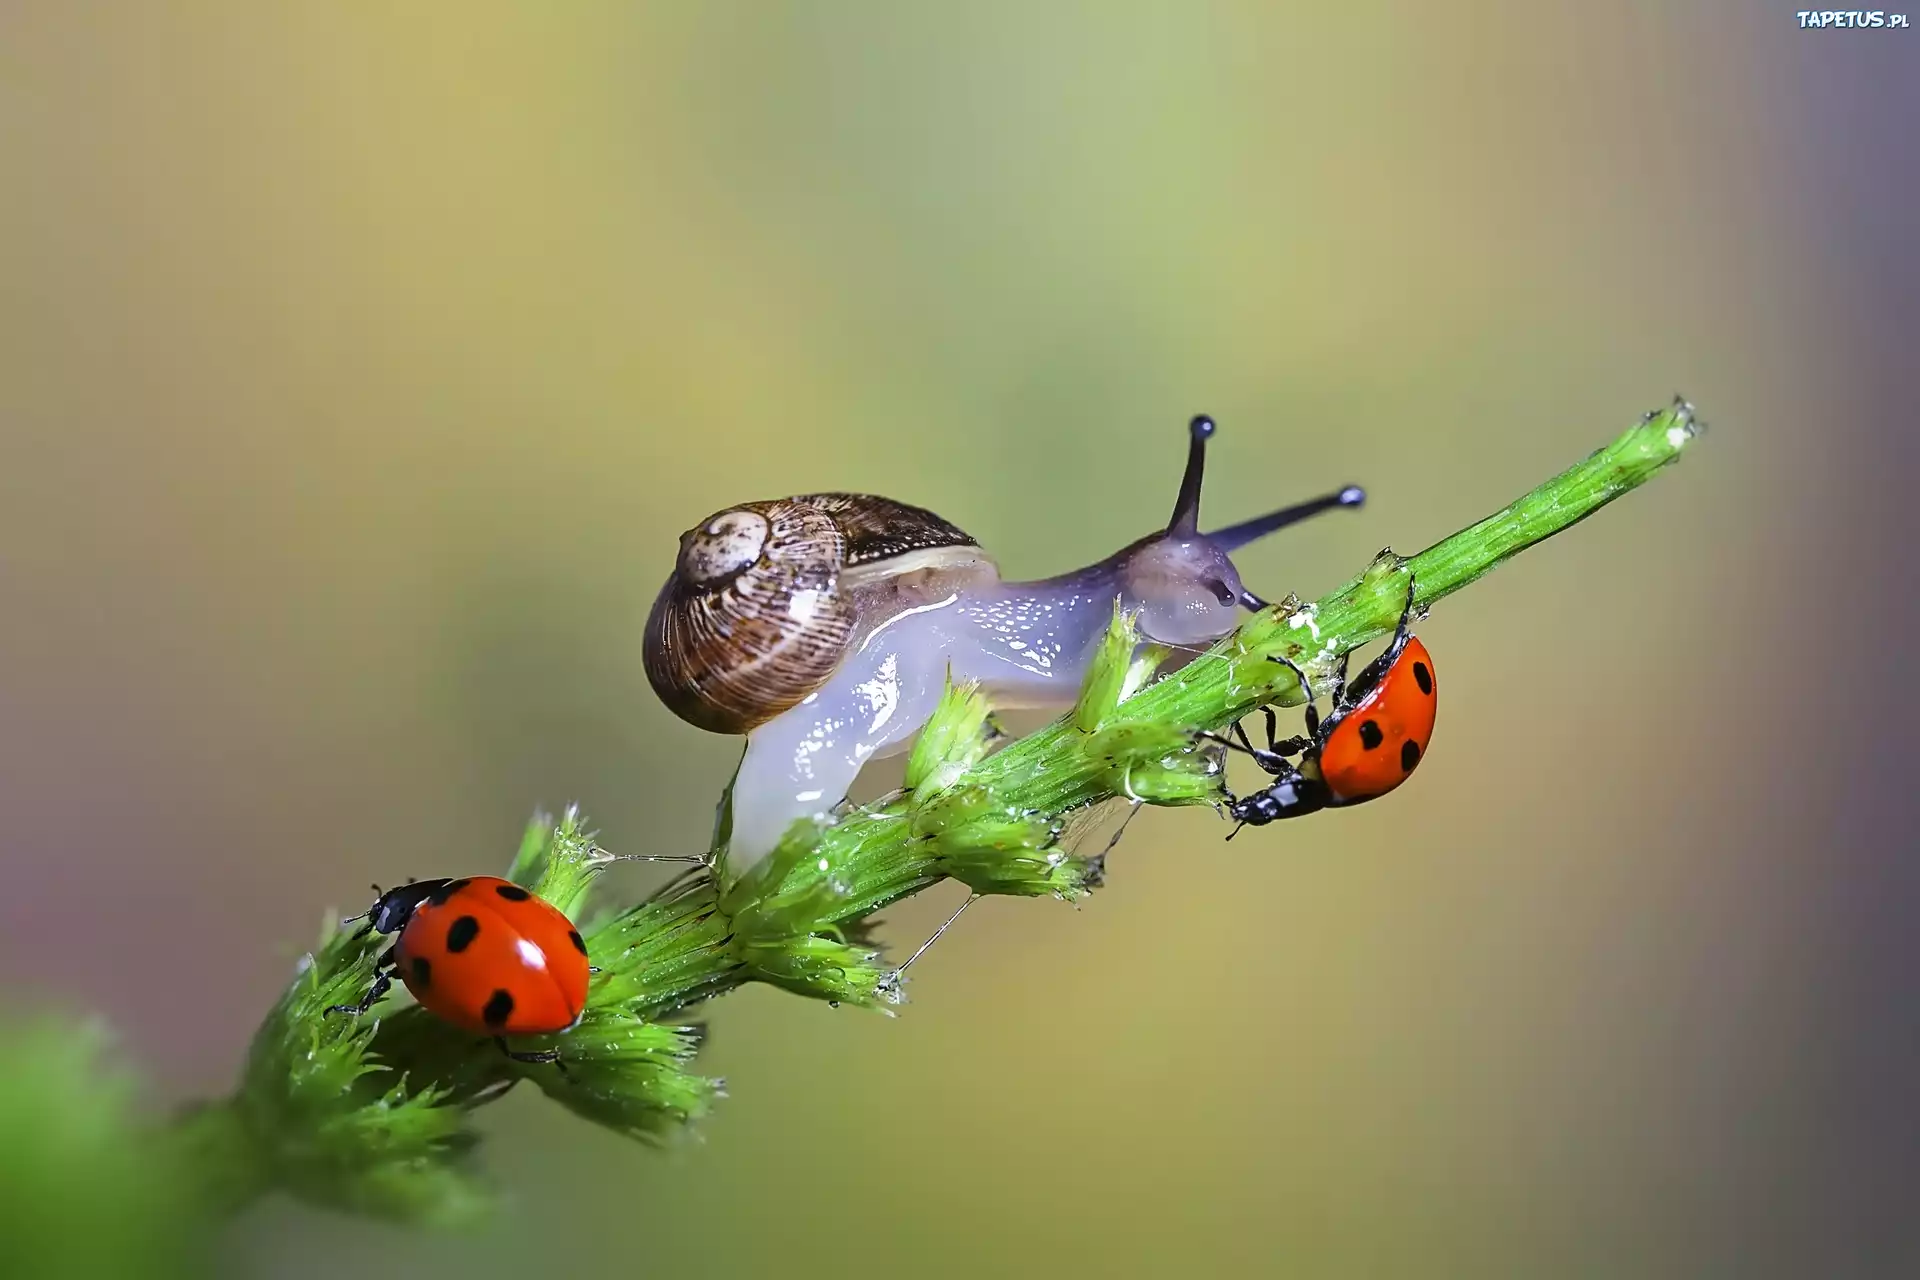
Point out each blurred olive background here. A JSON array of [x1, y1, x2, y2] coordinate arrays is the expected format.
[[3, 5, 1916, 1277]]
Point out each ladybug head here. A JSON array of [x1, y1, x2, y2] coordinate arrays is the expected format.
[[357, 878, 453, 936]]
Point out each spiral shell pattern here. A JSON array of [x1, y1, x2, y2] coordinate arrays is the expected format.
[[643, 494, 978, 734]]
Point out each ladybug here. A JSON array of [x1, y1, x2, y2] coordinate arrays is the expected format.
[[1214, 573, 1435, 833], [327, 875, 591, 1068]]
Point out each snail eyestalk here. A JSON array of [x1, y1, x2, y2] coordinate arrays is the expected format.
[[1168, 413, 1217, 536], [1206, 483, 1367, 553]]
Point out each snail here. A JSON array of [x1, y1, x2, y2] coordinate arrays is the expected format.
[[643, 415, 1364, 880]]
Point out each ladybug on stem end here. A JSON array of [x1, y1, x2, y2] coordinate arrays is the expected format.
[[326, 876, 593, 1072], [1212, 573, 1436, 835]]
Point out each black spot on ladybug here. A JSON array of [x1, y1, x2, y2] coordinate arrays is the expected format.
[[1412, 661, 1433, 695], [568, 929, 587, 955], [409, 956, 432, 989], [445, 915, 480, 953], [494, 883, 532, 902], [1358, 720, 1384, 750], [1401, 740, 1421, 772], [482, 989, 515, 1028], [427, 878, 471, 906]]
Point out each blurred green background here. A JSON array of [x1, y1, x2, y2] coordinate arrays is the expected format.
[[3, 5, 1915, 1277]]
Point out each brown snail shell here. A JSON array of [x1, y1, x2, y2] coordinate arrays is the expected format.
[[643, 493, 991, 734]]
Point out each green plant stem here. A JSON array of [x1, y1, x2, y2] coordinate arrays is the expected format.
[[170, 396, 1703, 1225]]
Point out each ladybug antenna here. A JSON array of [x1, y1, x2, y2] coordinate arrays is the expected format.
[[338, 876, 408, 934], [337, 882, 385, 929]]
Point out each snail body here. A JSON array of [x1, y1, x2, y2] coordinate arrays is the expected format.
[[643, 416, 1365, 880]]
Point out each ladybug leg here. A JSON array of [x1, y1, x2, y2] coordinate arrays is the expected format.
[[1256, 751, 1311, 790], [1216, 655, 1339, 838], [494, 1037, 569, 1075], [1201, 720, 1292, 775], [1329, 651, 1355, 711], [325, 946, 399, 1018], [1397, 570, 1418, 631], [1233, 718, 1292, 773], [1203, 707, 1312, 803], [1268, 653, 1315, 703], [1257, 706, 1312, 759], [1378, 570, 1418, 662], [1261, 654, 1317, 749], [1332, 572, 1418, 710], [322, 971, 390, 1018]]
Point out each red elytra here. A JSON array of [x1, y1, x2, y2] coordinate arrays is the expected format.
[[392, 876, 590, 1036], [1316, 633, 1437, 803]]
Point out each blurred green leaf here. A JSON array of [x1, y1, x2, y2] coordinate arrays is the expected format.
[[0, 1019, 206, 1279]]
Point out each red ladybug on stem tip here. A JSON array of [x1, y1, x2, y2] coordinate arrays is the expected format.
[[1212, 572, 1436, 834], [326, 875, 592, 1071]]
